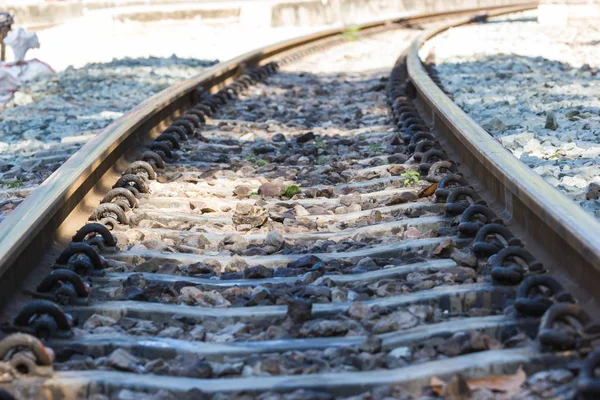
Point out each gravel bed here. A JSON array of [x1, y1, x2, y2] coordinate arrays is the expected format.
[[0, 56, 216, 214], [422, 9, 600, 219]]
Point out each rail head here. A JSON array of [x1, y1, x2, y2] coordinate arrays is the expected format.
[[406, 3, 600, 305]]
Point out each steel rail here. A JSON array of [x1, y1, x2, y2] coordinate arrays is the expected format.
[[0, 2, 533, 311], [406, 4, 600, 311]]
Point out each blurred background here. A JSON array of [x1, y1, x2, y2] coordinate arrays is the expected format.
[[0, 0, 526, 70]]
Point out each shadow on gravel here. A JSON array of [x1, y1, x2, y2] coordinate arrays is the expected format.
[[482, 17, 538, 25], [214, 70, 391, 133]]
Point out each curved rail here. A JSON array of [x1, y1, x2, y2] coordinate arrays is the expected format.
[[406, 6, 600, 311], [0, 2, 534, 308]]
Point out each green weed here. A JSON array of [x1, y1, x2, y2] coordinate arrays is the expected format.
[[401, 171, 421, 186], [0, 178, 24, 189], [343, 25, 362, 41], [368, 143, 383, 155], [282, 185, 300, 199]]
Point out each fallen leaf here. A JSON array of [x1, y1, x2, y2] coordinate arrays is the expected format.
[[467, 365, 526, 394], [429, 376, 446, 395], [420, 182, 438, 197]]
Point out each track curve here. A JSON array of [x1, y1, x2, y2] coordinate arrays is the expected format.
[[2, 3, 600, 400]]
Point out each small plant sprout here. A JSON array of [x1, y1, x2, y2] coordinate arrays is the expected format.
[[358, 134, 366, 141], [368, 143, 383, 155], [256, 159, 267, 167], [316, 156, 326, 165], [401, 171, 421, 187], [548, 151, 564, 160], [314, 137, 325, 148], [1, 178, 24, 189], [282, 185, 300, 199], [246, 153, 257, 163], [250, 191, 259, 196], [343, 25, 362, 41]]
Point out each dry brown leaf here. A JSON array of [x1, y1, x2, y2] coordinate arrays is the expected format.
[[420, 182, 438, 197], [429, 376, 446, 395], [467, 365, 526, 394]]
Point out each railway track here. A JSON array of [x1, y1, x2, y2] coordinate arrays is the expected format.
[[0, 2, 600, 399]]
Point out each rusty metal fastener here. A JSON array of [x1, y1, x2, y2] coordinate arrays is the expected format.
[[113, 173, 149, 194], [445, 186, 484, 216], [472, 223, 521, 257], [413, 139, 438, 162], [124, 160, 157, 180], [538, 303, 600, 351], [56, 243, 106, 271], [578, 348, 600, 400], [102, 188, 138, 212], [150, 141, 173, 160], [426, 160, 456, 183], [514, 275, 574, 317], [0, 333, 54, 379], [155, 133, 181, 150], [90, 203, 129, 225], [418, 149, 448, 174], [458, 204, 502, 238], [32, 269, 90, 306], [164, 125, 188, 140], [180, 113, 202, 128], [434, 174, 469, 203], [172, 119, 195, 136], [72, 223, 117, 247], [408, 132, 436, 152], [490, 246, 544, 285], [3, 300, 73, 340], [141, 150, 165, 170]]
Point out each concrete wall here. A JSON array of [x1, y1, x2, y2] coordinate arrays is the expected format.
[[0, 2, 83, 29], [271, 0, 527, 26], [1, 0, 530, 29]]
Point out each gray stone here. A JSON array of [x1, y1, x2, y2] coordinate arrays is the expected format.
[[107, 348, 142, 373], [258, 182, 283, 198], [545, 112, 559, 130], [265, 230, 285, 250], [287, 299, 312, 323], [299, 319, 349, 337], [371, 310, 418, 333], [83, 314, 117, 330], [219, 234, 248, 252]]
